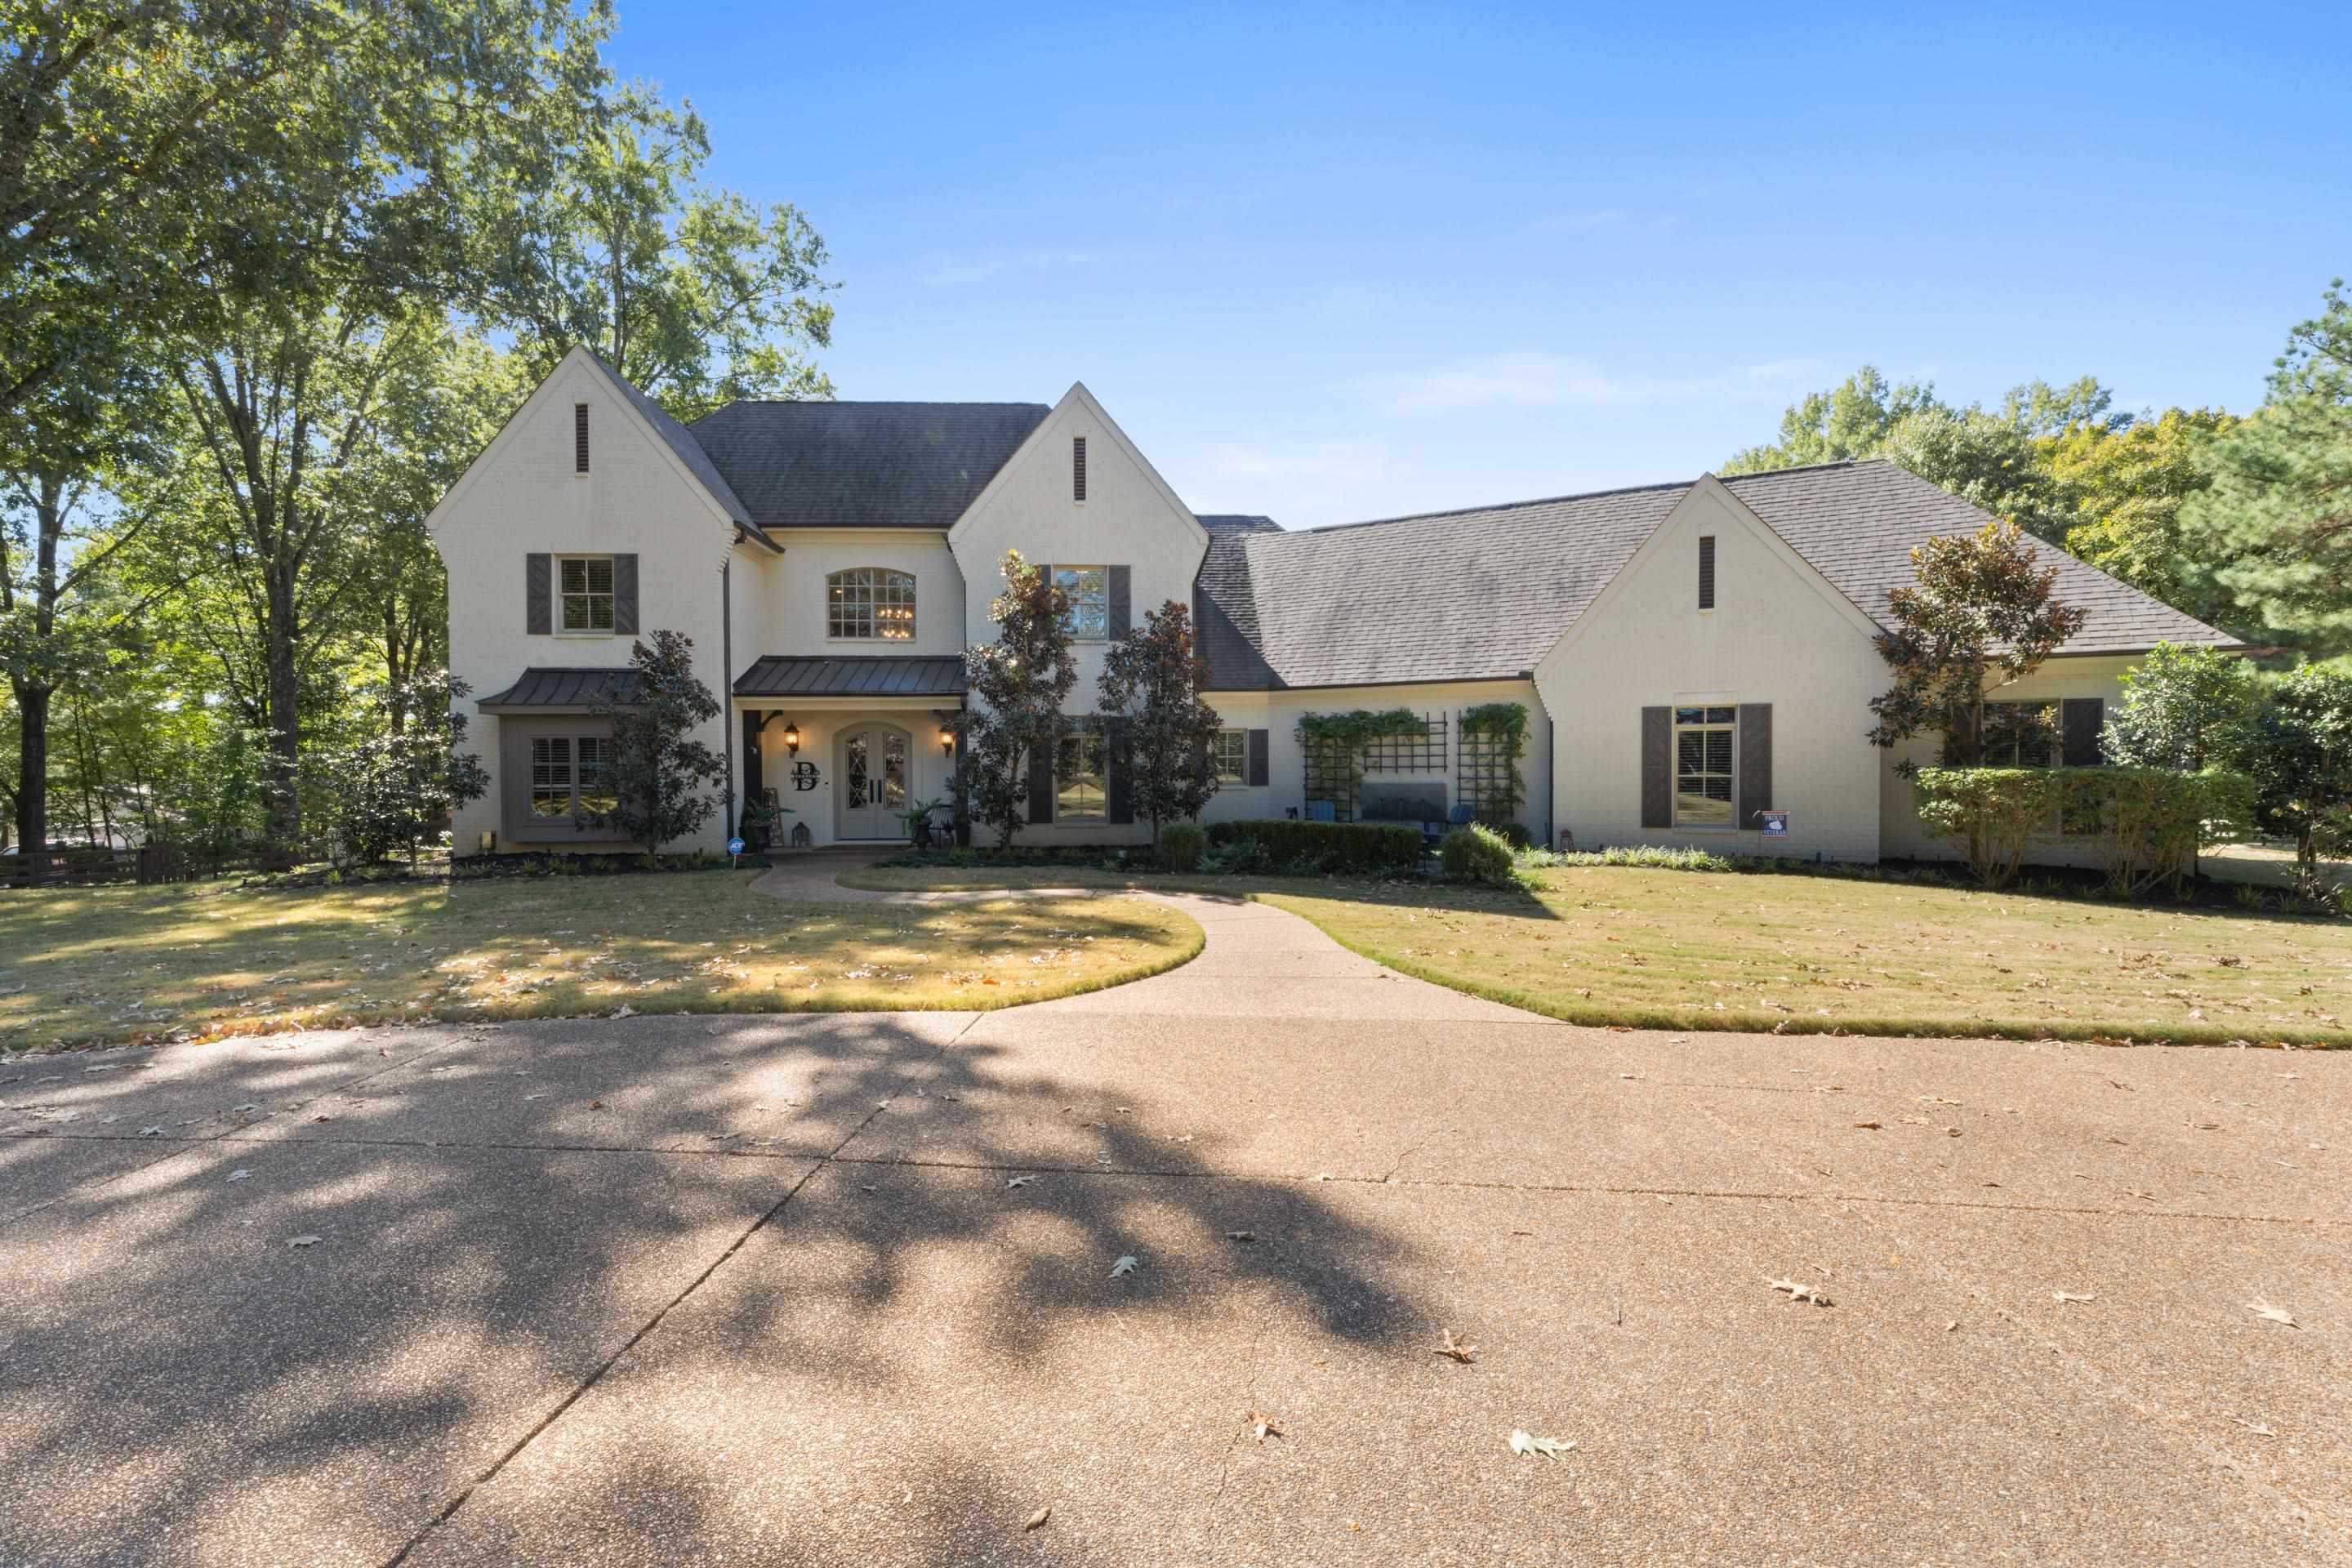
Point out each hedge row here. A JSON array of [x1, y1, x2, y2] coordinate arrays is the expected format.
[[1205, 817, 1423, 875]]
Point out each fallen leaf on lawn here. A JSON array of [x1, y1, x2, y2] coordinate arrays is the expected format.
[[588, 1100, 606, 1111], [1508, 1429, 1573, 1460], [228, 1169, 251, 1183], [2247, 1300, 2297, 1328], [1767, 1277, 1830, 1306], [287, 1235, 322, 1248], [1852, 1120, 1882, 1130], [2052, 1291, 2095, 1304], [1247, 1409, 1282, 1444], [1022, 1505, 1050, 1531], [2233, 1418, 2277, 1437], [1109, 1254, 1139, 1279], [1006, 1175, 1038, 1190], [140, 1126, 162, 1137], [1433, 1327, 1478, 1364], [610, 1004, 636, 1019]]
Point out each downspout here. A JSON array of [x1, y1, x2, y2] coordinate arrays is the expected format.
[[1545, 714, 1557, 851], [721, 555, 734, 839]]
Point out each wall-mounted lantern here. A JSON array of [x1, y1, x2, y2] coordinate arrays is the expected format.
[[939, 724, 956, 757], [782, 721, 801, 757]]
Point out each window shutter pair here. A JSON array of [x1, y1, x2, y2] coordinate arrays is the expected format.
[[2060, 697, 2105, 767], [524, 553, 638, 635]]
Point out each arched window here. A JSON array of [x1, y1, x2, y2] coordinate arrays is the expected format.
[[827, 568, 916, 640]]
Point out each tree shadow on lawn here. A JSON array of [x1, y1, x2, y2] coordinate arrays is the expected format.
[[0, 1009, 1431, 1563]]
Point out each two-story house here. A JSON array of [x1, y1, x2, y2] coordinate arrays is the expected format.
[[428, 346, 2237, 863]]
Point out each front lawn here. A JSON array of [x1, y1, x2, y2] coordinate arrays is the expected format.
[[0, 873, 1203, 1053], [846, 861, 2352, 1045]]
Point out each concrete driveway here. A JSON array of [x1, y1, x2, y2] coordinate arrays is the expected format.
[[2, 888, 2347, 1566]]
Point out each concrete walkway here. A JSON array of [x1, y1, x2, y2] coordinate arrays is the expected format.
[[4, 860, 2348, 1566]]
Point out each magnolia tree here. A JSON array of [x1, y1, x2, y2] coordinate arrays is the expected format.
[[2238, 662, 2352, 894], [961, 551, 1075, 848], [1867, 520, 2087, 768], [2103, 643, 2264, 771], [590, 630, 726, 852], [318, 670, 489, 866], [1098, 600, 1223, 846]]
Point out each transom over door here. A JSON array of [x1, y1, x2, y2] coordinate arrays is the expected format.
[[835, 723, 910, 840]]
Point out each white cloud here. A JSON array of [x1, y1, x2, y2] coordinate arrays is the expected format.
[[1352, 351, 1832, 414], [916, 248, 1096, 287]]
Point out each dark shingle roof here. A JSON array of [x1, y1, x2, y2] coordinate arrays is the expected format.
[[477, 667, 641, 710], [583, 350, 752, 526], [688, 401, 1049, 531], [1193, 461, 2236, 690], [733, 654, 968, 699]]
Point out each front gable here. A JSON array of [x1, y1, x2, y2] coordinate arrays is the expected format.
[[946, 382, 1209, 571]]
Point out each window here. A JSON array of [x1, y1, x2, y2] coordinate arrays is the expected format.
[[1211, 728, 1248, 784], [559, 555, 614, 632], [1056, 729, 1107, 821], [1072, 435, 1087, 501], [1980, 702, 2057, 768], [530, 735, 617, 819], [1698, 534, 1716, 610], [1673, 705, 1736, 826], [827, 567, 916, 640], [1055, 565, 1109, 640], [574, 403, 590, 472]]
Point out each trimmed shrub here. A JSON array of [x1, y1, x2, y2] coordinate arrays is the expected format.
[[1205, 818, 1423, 875], [1440, 822, 1517, 885], [1521, 844, 1736, 872], [2057, 767, 2254, 896], [1911, 767, 2066, 888], [1159, 822, 1205, 873]]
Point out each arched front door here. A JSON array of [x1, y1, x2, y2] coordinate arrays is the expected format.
[[836, 722, 911, 840]]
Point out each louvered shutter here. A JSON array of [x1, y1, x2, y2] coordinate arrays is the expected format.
[[2061, 697, 2105, 767], [612, 554, 639, 635], [526, 553, 551, 634], [1028, 738, 1054, 823], [1107, 719, 1134, 824], [574, 403, 590, 472], [1246, 728, 1269, 787], [1108, 565, 1131, 637], [1641, 707, 1671, 828], [1737, 703, 1773, 831], [1698, 535, 1717, 609]]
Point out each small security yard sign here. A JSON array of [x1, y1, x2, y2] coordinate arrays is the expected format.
[[728, 835, 746, 866], [1759, 811, 1788, 838]]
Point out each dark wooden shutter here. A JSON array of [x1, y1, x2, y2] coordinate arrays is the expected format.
[[1027, 738, 1054, 823], [612, 554, 639, 635], [1738, 702, 1773, 831], [1246, 728, 1269, 786], [1698, 535, 1717, 610], [1108, 565, 1131, 637], [574, 403, 590, 472], [1640, 706, 1670, 828], [2061, 697, 2105, 767], [1107, 719, 1134, 823], [1072, 435, 1086, 501], [526, 553, 551, 634], [1192, 737, 1211, 787], [742, 711, 763, 803]]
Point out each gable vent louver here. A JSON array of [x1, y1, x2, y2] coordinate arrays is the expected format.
[[575, 403, 590, 473], [1698, 533, 1716, 610], [1072, 435, 1087, 502]]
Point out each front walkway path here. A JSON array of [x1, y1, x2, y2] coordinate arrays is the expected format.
[[4, 858, 2345, 1565]]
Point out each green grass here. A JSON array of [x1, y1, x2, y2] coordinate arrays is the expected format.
[[849, 862, 2352, 1045], [0, 873, 1203, 1053]]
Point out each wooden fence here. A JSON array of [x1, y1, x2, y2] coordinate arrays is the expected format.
[[2, 843, 289, 889]]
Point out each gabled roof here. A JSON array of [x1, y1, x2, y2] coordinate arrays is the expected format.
[[688, 400, 1050, 531], [581, 350, 752, 526], [733, 654, 968, 699], [1193, 461, 2237, 691]]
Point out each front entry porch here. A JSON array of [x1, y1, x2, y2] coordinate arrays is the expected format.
[[733, 655, 967, 851]]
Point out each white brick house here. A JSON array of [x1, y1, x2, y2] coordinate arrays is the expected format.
[[427, 346, 2238, 862]]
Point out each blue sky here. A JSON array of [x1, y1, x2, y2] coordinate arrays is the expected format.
[[606, 2, 2350, 529]]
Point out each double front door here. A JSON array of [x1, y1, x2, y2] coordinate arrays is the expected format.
[[836, 723, 910, 840]]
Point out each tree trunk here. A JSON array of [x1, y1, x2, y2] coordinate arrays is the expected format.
[[11, 680, 49, 884], [264, 560, 303, 847]]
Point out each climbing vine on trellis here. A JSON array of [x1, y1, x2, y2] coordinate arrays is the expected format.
[[1296, 708, 1429, 821], [1457, 702, 1529, 826]]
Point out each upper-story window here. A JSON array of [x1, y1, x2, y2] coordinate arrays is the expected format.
[[1055, 565, 1108, 640], [559, 555, 614, 632], [829, 567, 916, 640]]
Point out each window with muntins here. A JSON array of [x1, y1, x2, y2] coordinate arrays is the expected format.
[[1980, 701, 2057, 768], [1056, 730, 1107, 820], [1055, 566, 1109, 640], [559, 555, 614, 632], [1211, 728, 1248, 784], [1673, 706, 1736, 826], [1698, 534, 1716, 609], [827, 567, 916, 640], [530, 735, 616, 819]]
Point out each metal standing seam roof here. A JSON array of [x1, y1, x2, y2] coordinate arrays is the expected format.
[[1192, 461, 2238, 691], [475, 667, 642, 710], [687, 400, 1051, 531], [732, 655, 969, 699]]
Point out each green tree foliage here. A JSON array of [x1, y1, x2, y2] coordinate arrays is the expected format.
[[491, 88, 835, 420], [1722, 366, 1940, 471], [2179, 280, 2352, 653], [961, 551, 1076, 849], [1867, 521, 2087, 768], [2102, 643, 2263, 772], [2041, 408, 2239, 620], [1096, 599, 1222, 845], [314, 670, 488, 865], [590, 630, 725, 852], [2234, 662, 2352, 892], [1910, 767, 2067, 889]]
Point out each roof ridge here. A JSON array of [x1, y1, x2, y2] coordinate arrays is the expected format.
[[695, 397, 1051, 419]]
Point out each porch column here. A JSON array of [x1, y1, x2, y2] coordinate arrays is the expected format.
[[742, 709, 764, 804]]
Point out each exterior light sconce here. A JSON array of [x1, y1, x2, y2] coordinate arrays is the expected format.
[[782, 722, 800, 757], [939, 725, 956, 756]]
